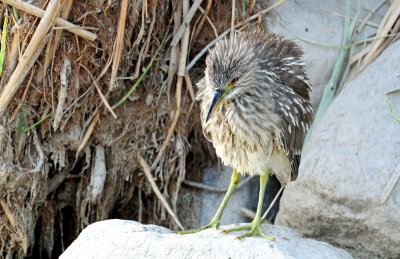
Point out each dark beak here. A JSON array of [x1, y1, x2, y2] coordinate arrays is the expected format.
[[206, 90, 224, 122]]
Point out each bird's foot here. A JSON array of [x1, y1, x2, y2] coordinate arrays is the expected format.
[[222, 221, 275, 241], [177, 219, 220, 235]]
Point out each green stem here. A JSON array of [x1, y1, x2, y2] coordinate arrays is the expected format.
[[387, 98, 400, 124], [23, 114, 51, 132], [0, 14, 7, 78], [111, 32, 169, 110], [13, 7, 18, 22]]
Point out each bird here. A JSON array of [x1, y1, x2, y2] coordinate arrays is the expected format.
[[179, 31, 313, 240]]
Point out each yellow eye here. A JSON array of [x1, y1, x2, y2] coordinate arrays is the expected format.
[[230, 77, 238, 85]]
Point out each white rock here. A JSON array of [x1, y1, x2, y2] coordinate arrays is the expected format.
[[265, 0, 388, 108], [275, 41, 400, 258], [61, 220, 352, 259]]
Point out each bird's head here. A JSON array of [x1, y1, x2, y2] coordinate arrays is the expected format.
[[204, 34, 258, 122]]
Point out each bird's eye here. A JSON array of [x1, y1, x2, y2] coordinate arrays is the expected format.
[[229, 77, 238, 85]]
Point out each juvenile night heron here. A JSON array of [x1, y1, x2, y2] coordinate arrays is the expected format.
[[180, 31, 313, 240]]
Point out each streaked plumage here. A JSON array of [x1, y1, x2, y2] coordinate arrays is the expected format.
[[196, 31, 313, 186], [179, 31, 313, 240]]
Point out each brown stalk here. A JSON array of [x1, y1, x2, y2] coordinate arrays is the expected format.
[[151, 0, 191, 168], [36, 29, 54, 84], [53, 58, 71, 130], [0, 0, 61, 115], [36, 0, 73, 83], [131, 3, 147, 80], [0, 0, 59, 117], [0, 199, 16, 230], [184, 72, 195, 102], [166, 0, 182, 99], [110, 0, 128, 90], [28, 129, 45, 173], [80, 64, 117, 119], [2, 23, 22, 85], [137, 152, 185, 230], [192, 0, 212, 42], [177, 0, 191, 77], [8, 66, 35, 125], [349, 0, 400, 79], [152, 76, 182, 168], [77, 113, 100, 154], [170, 0, 203, 47], [184, 73, 195, 123], [198, 6, 218, 37], [134, 6, 156, 79], [0, 0, 97, 41], [361, 1, 400, 69], [73, 55, 113, 154], [139, 6, 156, 72], [20, 11, 40, 56], [249, 0, 257, 12]]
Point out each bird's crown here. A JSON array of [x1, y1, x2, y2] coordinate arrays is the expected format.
[[205, 33, 257, 92]]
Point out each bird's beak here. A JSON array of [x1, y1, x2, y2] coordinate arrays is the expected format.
[[206, 90, 224, 122]]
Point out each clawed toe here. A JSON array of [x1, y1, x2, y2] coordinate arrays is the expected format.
[[178, 220, 220, 235], [221, 223, 274, 241]]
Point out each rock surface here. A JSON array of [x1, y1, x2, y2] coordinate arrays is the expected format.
[[265, 0, 388, 108], [275, 41, 400, 258], [61, 220, 352, 259]]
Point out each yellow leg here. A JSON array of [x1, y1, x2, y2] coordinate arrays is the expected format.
[[178, 169, 241, 234], [222, 169, 275, 241]]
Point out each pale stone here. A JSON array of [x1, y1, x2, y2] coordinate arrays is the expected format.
[[61, 220, 352, 259], [276, 41, 400, 258]]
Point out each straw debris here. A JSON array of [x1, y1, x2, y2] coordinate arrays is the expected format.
[[0, 0, 269, 256], [0, 0, 367, 257]]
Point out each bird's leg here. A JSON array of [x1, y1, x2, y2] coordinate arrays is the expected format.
[[178, 169, 241, 234], [222, 169, 275, 241]]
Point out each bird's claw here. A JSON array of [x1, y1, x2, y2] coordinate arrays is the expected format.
[[222, 222, 275, 241]]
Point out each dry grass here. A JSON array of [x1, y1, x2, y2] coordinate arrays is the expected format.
[[347, 0, 400, 79], [0, 0, 275, 257], [305, 0, 400, 145], [1, 0, 395, 257], [303, 0, 400, 204]]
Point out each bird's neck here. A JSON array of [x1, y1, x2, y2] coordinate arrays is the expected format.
[[223, 93, 280, 136]]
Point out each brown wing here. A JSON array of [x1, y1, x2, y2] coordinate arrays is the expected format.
[[270, 83, 313, 180]]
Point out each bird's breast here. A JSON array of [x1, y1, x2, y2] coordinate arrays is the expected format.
[[203, 101, 280, 175]]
